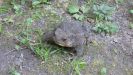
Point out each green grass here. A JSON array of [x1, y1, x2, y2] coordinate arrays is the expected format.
[[14, 16, 86, 74], [33, 44, 51, 61], [93, 3, 115, 20], [32, 0, 50, 8], [67, 1, 116, 21], [0, 24, 3, 34], [93, 21, 118, 34], [71, 59, 87, 75], [100, 67, 107, 75], [128, 23, 133, 29], [67, 3, 89, 21], [115, 0, 124, 4], [0, 6, 9, 14], [9, 68, 21, 75]]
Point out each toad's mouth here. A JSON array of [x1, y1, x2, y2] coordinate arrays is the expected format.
[[58, 43, 65, 46], [56, 42, 73, 47]]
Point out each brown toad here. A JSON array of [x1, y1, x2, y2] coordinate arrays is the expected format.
[[43, 20, 87, 56]]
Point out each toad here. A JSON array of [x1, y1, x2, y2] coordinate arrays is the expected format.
[[43, 20, 87, 56]]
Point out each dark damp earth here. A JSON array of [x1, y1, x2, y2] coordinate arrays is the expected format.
[[0, 0, 133, 75]]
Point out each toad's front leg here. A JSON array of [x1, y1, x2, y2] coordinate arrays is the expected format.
[[74, 46, 84, 57]]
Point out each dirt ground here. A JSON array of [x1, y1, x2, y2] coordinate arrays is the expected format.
[[0, 0, 133, 75]]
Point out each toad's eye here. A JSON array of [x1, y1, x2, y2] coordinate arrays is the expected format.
[[62, 38, 67, 41]]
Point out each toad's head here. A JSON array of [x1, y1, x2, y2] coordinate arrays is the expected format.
[[53, 28, 74, 47]]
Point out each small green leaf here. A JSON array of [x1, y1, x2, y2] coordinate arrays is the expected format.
[[93, 22, 118, 34], [73, 14, 84, 21], [73, 14, 80, 20], [14, 5, 21, 10], [116, 0, 124, 4], [78, 61, 86, 69], [68, 5, 79, 14], [100, 67, 107, 75], [9, 68, 21, 75], [78, 15, 84, 21], [93, 4, 115, 20], [13, 71, 21, 75], [110, 25, 118, 33], [13, 4, 21, 14], [129, 23, 133, 29], [26, 18, 33, 26], [42, 0, 49, 3], [80, 5, 89, 13], [130, 10, 133, 14], [21, 38, 28, 45], [32, 1, 41, 6], [15, 45, 20, 50]]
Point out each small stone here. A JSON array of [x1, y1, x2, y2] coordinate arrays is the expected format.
[[41, 61, 45, 64], [113, 38, 118, 43], [87, 18, 95, 23]]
